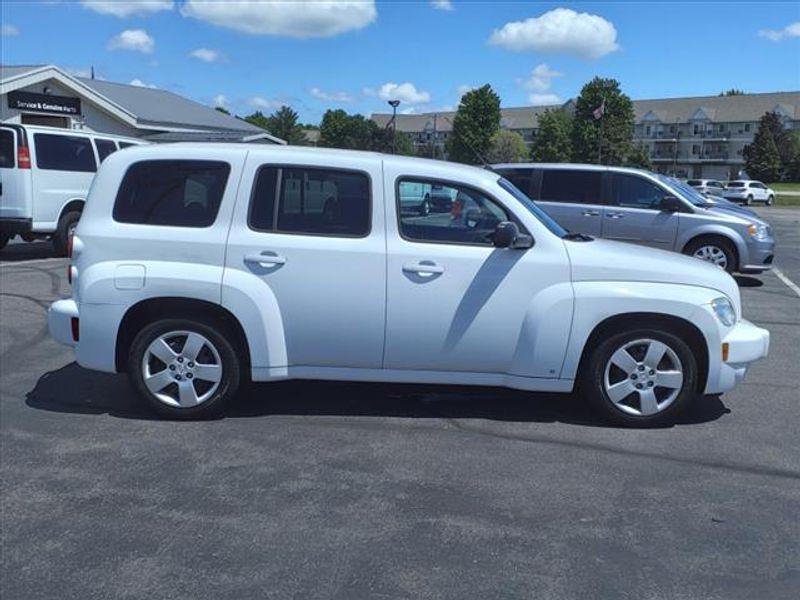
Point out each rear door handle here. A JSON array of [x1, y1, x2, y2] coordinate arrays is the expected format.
[[403, 261, 445, 275], [606, 212, 624, 219], [244, 252, 286, 267], [582, 210, 600, 216]]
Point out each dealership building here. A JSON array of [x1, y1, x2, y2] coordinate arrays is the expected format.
[[372, 91, 799, 179], [1, 64, 284, 144]]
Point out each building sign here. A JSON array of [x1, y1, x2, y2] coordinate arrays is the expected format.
[[7, 91, 81, 115]]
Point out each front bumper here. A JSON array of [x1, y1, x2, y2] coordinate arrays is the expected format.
[[740, 237, 775, 272], [48, 299, 79, 347], [705, 318, 770, 394]]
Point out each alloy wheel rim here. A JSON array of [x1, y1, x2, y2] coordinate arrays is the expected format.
[[603, 338, 684, 417], [142, 330, 222, 408], [693, 245, 728, 269]]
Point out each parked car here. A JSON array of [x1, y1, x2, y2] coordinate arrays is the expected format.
[[494, 164, 774, 274], [48, 145, 769, 426], [722, 180, 775, 206], [0, 124, 145, 254], [687, 179, 725, 197]]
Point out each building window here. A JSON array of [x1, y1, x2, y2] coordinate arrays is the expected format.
[[744, 123, 751, 133]]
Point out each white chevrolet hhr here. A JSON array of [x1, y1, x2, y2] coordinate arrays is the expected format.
[[48, 144, 769, 426]]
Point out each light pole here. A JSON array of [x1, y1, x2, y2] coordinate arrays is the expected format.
[[388, 99, 400, 154]]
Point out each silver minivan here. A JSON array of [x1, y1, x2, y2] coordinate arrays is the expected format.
[[494, 163, 774, 274]]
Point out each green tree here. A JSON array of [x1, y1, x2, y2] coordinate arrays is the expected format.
[[486, 130, 528, 163], [446, 84, 501, 164], [265, 105, 306, 145], [719, 89, 745, 96], [244, 110, 271, 131], [786, 131, 800, 182], [571, 77, 636, 166], [369, 122, 416, 155], [624, 145, 652, 170], [530, 107, 572, 162], [743, 112, 788, 182], [318, 109, 374, 149], [214, 106, 230, 115]]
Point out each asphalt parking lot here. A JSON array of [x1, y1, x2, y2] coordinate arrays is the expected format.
[[1, 208, 799, 600]]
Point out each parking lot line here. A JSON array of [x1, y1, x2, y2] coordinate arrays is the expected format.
[[773, 267, 800, 298]]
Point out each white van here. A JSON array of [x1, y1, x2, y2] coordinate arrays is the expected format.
[[0, 125, 144, 254]]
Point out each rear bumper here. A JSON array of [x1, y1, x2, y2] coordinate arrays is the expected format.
[[0, 217, 32, 234], [48, 299, 79, 347], [705, 318, 770, 394]]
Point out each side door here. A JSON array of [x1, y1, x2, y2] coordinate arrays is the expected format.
[[752, 182, 768, 202], [223, 157, 386, 369], [0, 126, 32, 223], [603, 172, 680, 250], [30, 132, 97, 228], [536, 168, 604, 237], [383, 173, 570, 377]]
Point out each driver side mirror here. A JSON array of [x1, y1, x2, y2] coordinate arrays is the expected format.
[[493, 221, 533, 249], [659, 195, 682, 212]]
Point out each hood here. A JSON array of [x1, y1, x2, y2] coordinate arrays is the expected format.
[[564, 238, 741, 309], [704, 200, 759, 218]]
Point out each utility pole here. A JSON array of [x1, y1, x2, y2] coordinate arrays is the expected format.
[[388, 100, 400, 154]]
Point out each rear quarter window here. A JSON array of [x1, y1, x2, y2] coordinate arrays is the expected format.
[[113, 160, 230, 227], [540, 169, 602, 204], [34, 133, 96, 172]]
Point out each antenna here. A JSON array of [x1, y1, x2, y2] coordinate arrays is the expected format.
[[440, 115, 495, 171]]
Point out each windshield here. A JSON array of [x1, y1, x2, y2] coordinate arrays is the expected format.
[[498, 177, 567, 237], [656, 174, 709, 207]]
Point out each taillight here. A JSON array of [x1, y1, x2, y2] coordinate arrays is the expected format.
[[17, 146, 31, 169], [66, 234, 74, 258], [70, 317, 80, 342]]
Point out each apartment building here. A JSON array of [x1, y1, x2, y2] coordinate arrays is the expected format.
[[372, 91, 799, 180]]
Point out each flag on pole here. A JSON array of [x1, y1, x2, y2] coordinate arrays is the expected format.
[[593, 100, 605, 120]]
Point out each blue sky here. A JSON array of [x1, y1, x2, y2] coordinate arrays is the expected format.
[[2, 1, 799, 123]]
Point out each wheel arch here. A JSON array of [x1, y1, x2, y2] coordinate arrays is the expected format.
[[681, 231, 742, 272], [576, 312, 709, 394], [115, 297, 251, 376], [58, 198, 86, 222]]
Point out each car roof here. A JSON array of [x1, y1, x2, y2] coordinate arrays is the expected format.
[[491, 162, 653, 177], [15, 124, 141, 142]]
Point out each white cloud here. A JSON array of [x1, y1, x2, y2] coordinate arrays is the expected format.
[[520, 63, 562, 92], [758, 22, 800, 42], [489, 8, 619, 60], [400, 107, 417, 114], [309, 87, 353, 102], [1, 24, 19, 36], [181, 0, 377, 38], [247, 96, 285, 110], [189, 47, 224, 63], [431, 0, 454, 11], [129, 78, 157, 88], [213, 94, 229, 109], [81, 1, 174, 18], [528, 93, 562, 105], [377, 82, 431, 104], [108, 29, 155, 53], [456, 84, 476, 97]]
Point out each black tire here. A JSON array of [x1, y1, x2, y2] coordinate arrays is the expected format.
[[419, 200, 431, 216], [128, 318, 241, 419], [581, 328, 699, 427], [52, 210, 81, 257], [744, 194, 753, 206], [0, 233, 10, 251], [766, 195, 774, 206], [683, 236, 737, 273]]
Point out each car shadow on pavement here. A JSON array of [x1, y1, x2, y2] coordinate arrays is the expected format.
[[734, 275, 764, 288], [26, 362, 731, 428], [0, 240, 58, 262]]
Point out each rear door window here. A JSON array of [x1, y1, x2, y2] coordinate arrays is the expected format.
[[113, 160, 230, 227], [94, 138, 118, 163], [497, 169, 535, 197], [610, 174, 667, 209], [33, 133, 97, 172], [249, 166, 371, 237], [0, 129, 14, 168], [540, 169, 602, 204]]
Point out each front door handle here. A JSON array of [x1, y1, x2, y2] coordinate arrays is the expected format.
[[244, 252, 287, 267], [606, 212, 624, 219], [403, 261, 445, 275], [582, 210, 600, 216]]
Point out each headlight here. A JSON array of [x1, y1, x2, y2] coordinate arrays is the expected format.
[[711, 297, 736, 326], [747, 224, 769, 241]]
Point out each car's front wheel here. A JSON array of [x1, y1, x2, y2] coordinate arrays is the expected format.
[[684, 237, 736, 273], [766, 195, 774, 206], [128, 319, 241, 419], [744, 194, 753, 206], [583, 329, 699, 427]]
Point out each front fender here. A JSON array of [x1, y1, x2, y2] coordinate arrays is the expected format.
[[678, 224, 748, 265], [561, 281, 723, 381]]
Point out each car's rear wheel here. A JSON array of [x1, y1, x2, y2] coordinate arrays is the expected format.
[[582, 329, 698, 427], [683, 237, 736, 273], [128, 318, 241, 419], [52, 210, 81, 257], [0, 233, 10, 251], [419, 200, 431, 216]]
